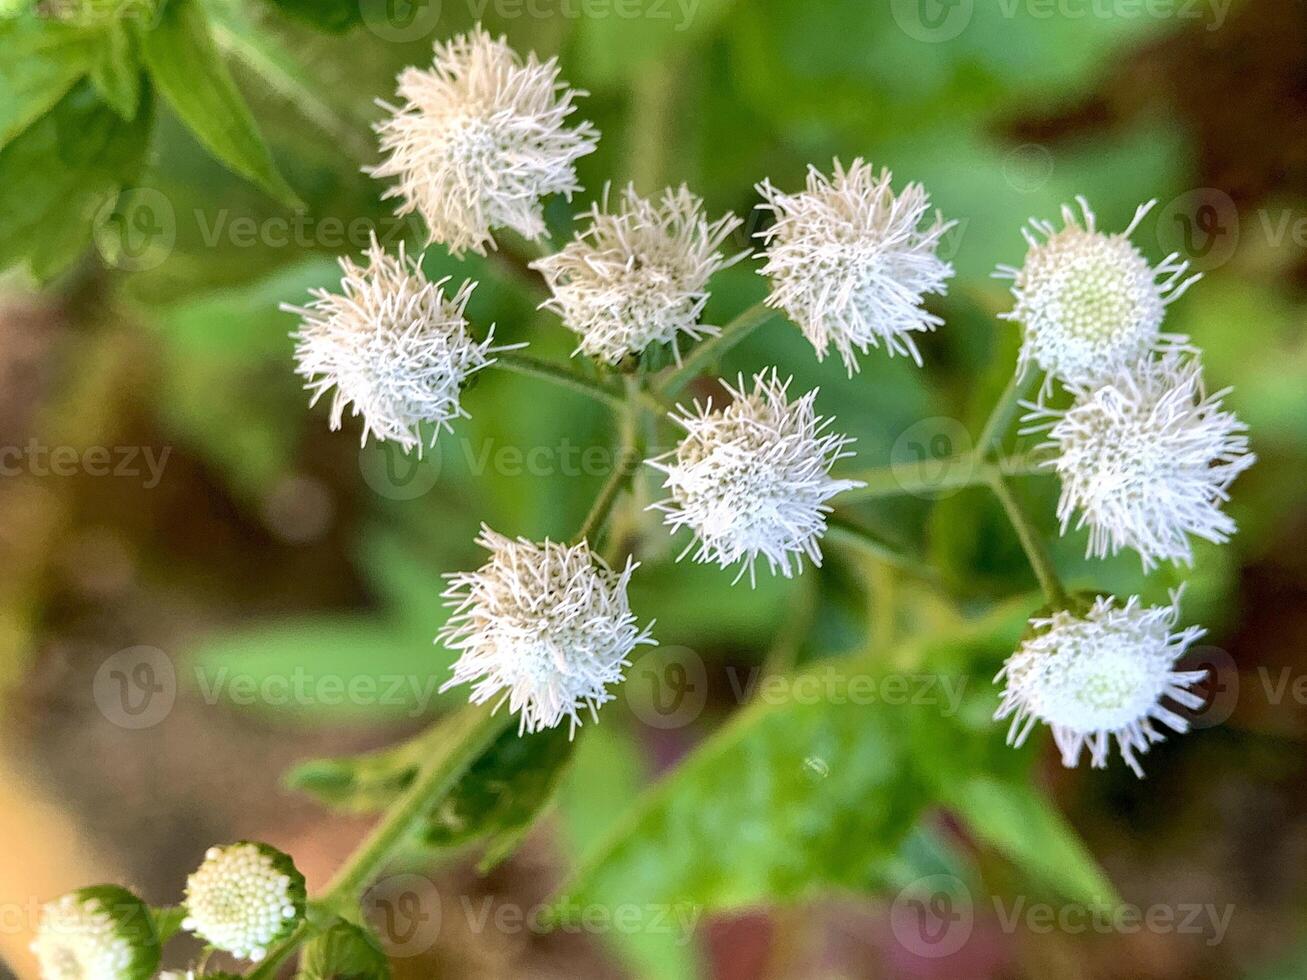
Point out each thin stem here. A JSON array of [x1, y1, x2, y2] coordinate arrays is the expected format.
[[658, 301, 775, 397], [824, 514, 939, 583], [246, 921, 309, 980], [975, 369, 1035, 460], [320, 702, 510, 905], [492, 353, 625, 410], [574, 377, 640, 545], [986, 471, 1071, 608]]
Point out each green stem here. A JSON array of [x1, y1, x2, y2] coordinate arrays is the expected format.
[[493, 353, 625, 410], [986, 471, 1071, 608], [317, 702, 509, 907], [658, 301, 775, 397], [976, 369, 1035, 459], [824, 514, 939, 583], [574, 378, 640, 545], [246, 920, 309, 979]]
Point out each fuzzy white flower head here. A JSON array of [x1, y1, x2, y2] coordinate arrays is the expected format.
[[285, 234, 515, 453], [1025, 354, 1255, 571], [647, 371, 863, 585], [531, 183, 746, 364], [181, 843, 305, 962], [32, 887, 158, 980], [369, 26, 599, 256], [755, 159, 955, 373], [438, 526, 655, 735], [995, 592, 1207, 777], [996, 197, 1200, 391]]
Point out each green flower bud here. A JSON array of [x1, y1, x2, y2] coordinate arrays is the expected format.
[[32, 885, 160, 980], [181, 842, 306, 962]]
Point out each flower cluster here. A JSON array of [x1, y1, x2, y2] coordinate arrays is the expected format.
[[31, 886, 159, 980], [991, 196, 1253, 775], [32, 844, 304, 979], [995, 593, 1207, 777], [755, 159, 956, 373], [284, 233, 514, 454], [181, 843, 306, 962], [531, 183, 745, 364], [996, 196, 1198, 392], [438, 526, 655, 735], [1025, 353, 1256, 570], [369, 26, 598, 257], [648, 371, 862, 585]]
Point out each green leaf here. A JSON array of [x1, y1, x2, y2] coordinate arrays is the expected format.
[[150, 905, 186, 943], [0, 79, 153, 279], [138, 0, 300, 207], [0, 16, 101, 147], [553, 678, 934, 916], [88, 20, 141, 120], [947, 776, 1119, 908], [286, 728, 440, 813], [298, 918, 391, 980], [424, 723, 576, 871]]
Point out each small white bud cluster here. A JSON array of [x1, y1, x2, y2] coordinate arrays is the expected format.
[[285, 233, 515, 453], [1025, 354, 1255, 570], [531, 183, 745, 364], [996, 196, 1199, 391], [995, 592, 1207, 777], [32, 886, 158, 980], [181, 843, 305, 962], [647, 371, 863, 585], [369, 26, 598, 256], [438, 526, 655, 735], [756, 159, 956, 373]]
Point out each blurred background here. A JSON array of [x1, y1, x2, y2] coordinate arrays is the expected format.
[[3, 0, 1307, 976]]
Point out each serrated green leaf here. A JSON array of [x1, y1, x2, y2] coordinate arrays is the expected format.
[[139, 0, 300, 207], [0, 79, 153, 279], [0, 15, 101, 147], [425, 723, 576, 870]]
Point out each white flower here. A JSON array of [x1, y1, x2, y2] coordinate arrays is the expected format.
[[438, 526, 655, 735], [368, 26, 599, 256], [284, 233, 515, 453], [32, 887, 158, 980], [1025, 354, 1255, 571], [181, 843, 305, 962], [996, 197, 1200, 391], [995, 592, 1207, 777], [755, 159, 955, 373], [647, 371, 863, 584], [531, 183, 745, 364]]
